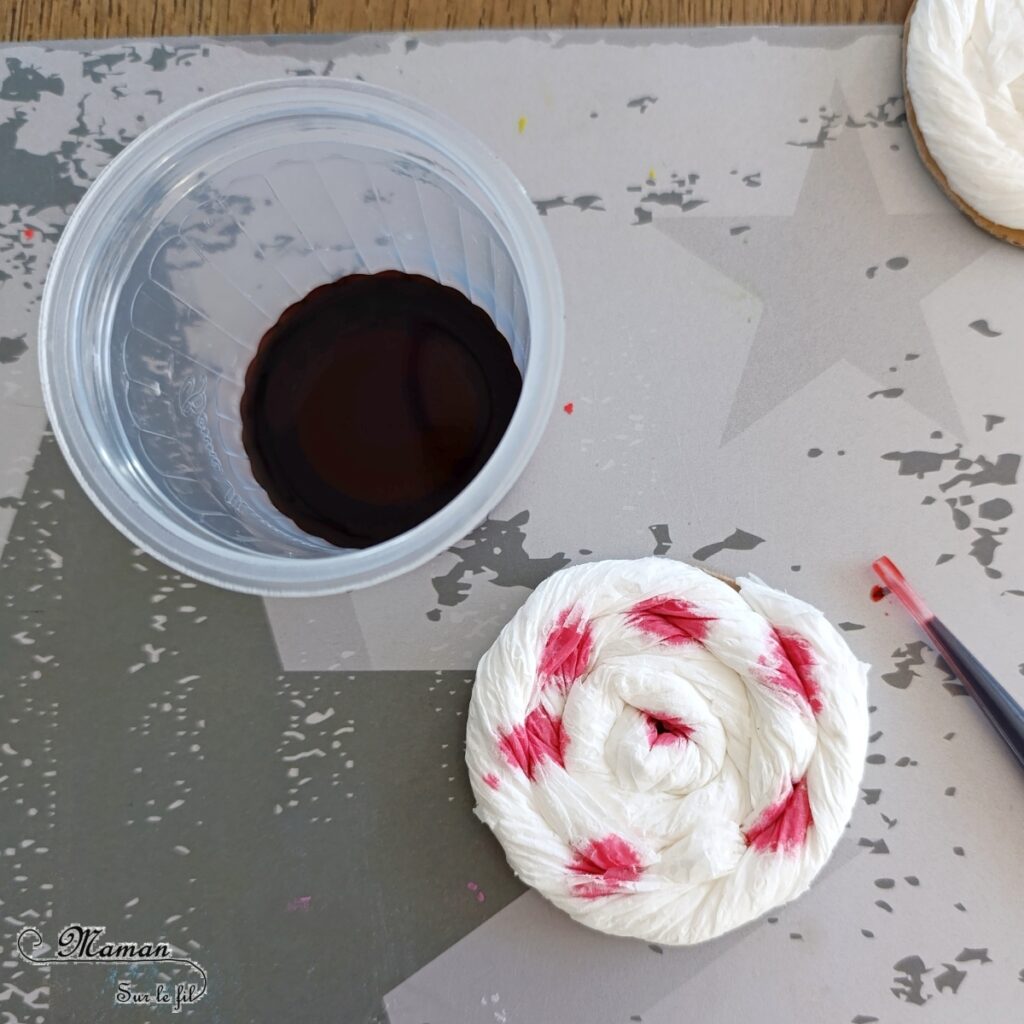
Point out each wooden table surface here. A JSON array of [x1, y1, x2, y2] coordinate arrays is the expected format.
[[5, 0, 910, 43]]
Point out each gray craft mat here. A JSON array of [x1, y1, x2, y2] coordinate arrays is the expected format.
[[1, 25, 1023, 1024]]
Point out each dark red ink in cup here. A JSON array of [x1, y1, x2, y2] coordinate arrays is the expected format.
[[241, 271, 522, 549]]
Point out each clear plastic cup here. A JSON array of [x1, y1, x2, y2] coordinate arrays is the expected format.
[[40, 79, 563, 596]]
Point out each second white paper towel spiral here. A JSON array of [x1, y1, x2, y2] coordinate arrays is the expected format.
[[466, 558, 870, 944]]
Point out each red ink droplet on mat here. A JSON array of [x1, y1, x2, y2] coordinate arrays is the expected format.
[[538, 606, 594, 691], [498, 705, 568, 780], [745, 777, 813, 853], [563, 402, 574, 414], [758, 629, 823, 715], [569, 835, 644, 899], [482, 772, 500, 790], [870, 585, 888, 602], [645, 712, 694, 747], [22, 228, 34, 240], [627, 596, 716, 645]]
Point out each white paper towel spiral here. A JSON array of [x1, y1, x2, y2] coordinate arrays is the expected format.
[[906, 0, 1024, 229], [466, 558, 869, 944]]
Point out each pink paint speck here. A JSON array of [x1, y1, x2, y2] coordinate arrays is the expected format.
[[538, 607, 594, 691], [286, 896, 312, 912], [498, 705, 567, 780], [627, 596, 716, 646], [645, 712, 694, 748], [569, 835, 644, 899], [482, 772, 501, 790], [745, 777, 813, 853], [466, 882, 486, 902], [758, 628, 823, 715], [563, 402, 574, 414]]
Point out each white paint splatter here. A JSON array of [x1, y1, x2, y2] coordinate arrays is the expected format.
[[282, 749, 325, 762], [304, 708, 335, 725], [142, 643, 165, 663]]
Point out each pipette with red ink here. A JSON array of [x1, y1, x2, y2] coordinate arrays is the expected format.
[[872, 556, 1024, 771]]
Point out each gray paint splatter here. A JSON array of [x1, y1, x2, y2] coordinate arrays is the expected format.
[[983, 414, 1005, 432], [0, 110, 86, 212], [741, 171, 761, 187], [429, 511, 570, 615], [969, 526, 1007, 577], [862, 788, 881, 804], [1, 57, 64, 100], [882, 641, 927, 689], [82, 52, 127, 83], [946, 499, 971, 531], [648, 524, 672, 555], [884, 439, 1019, 579], [868, 388, 904, 399], [885, 256, 909, 270], [968, 319, 1002, 338], [882, 447, 961, 478], [692, 528, 764, 562], [852, 1016, 880, 1023], [788, 108, 842, 148], [839, 621, 864, 631], [632, 206, 653, 226], [534, 195, 605, 215], [892, 955, 932, 1005], [639, 190, 706, 212], [859, 838, 890, 854], [956, 948, 991, 964], [940, 454, 1019, 491], [846, 95, 907, 129], [0, 334, 28, 363], [626, 95, 657, 113], [978, 498, 1012, 521], [144, 44, 204, 72], [730, 225, 750, 235], [936, 553, 954, 564], [934, 964, 967, 993]]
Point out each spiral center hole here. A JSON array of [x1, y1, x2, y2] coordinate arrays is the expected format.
[[645, 713, 693, 746]]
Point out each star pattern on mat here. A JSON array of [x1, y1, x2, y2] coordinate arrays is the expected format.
[[658, 98, 990, 444]]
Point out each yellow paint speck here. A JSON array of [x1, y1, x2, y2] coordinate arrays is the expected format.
[[648, 167, 656, 182], [517, 116, 527, 135]]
